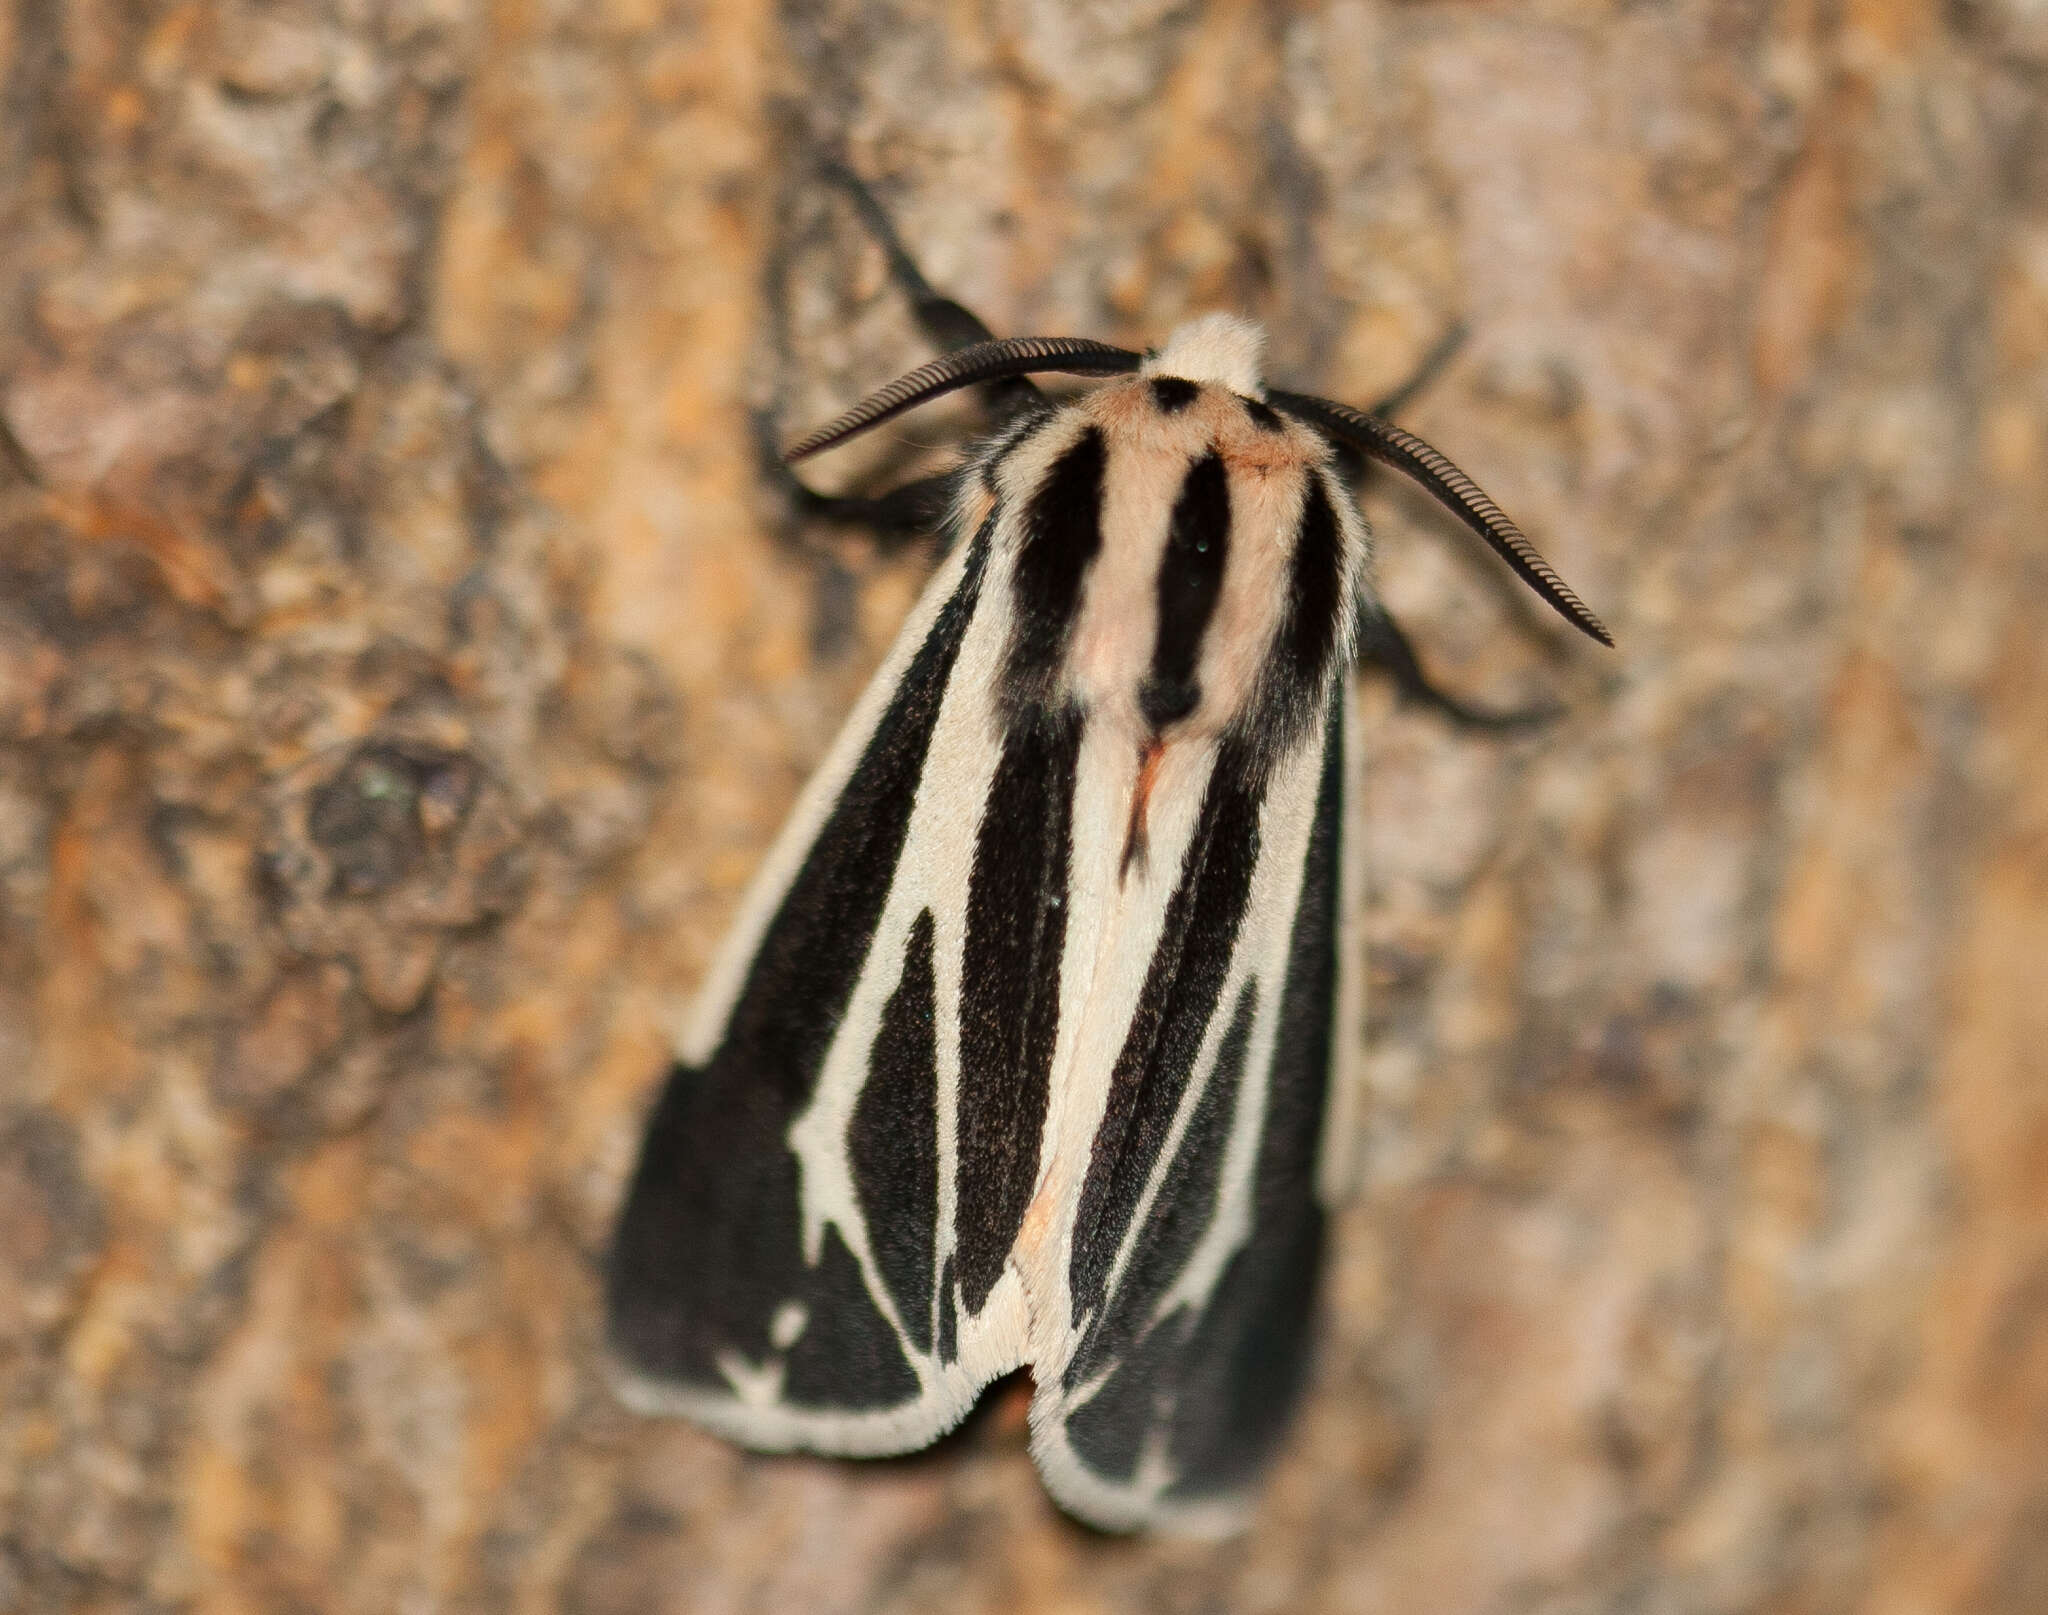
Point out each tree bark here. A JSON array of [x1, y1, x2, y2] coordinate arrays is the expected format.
[[3, 1, 2046, 1610]]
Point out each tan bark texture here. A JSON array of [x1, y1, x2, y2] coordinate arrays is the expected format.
[[3, 1, 2046, 1610]]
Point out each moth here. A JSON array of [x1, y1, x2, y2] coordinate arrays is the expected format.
[[607, 167, 1610, 1534]]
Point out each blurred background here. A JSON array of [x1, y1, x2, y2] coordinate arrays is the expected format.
[[2, 1, 2045, 1610]]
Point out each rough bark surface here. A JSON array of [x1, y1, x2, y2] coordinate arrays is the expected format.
[[3, 2, 2046, 1611]]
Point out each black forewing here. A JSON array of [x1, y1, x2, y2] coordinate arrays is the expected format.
[[605, 537, 986, 1410], [1159, 692, 1341, 1499], [1066, 736, 1265, 1366], [1056, 683, 1345, 1502]]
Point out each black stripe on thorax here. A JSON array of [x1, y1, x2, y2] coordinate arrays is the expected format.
[[1004, 426, 1107, 716], [1140, 450, 1231, 731], [1278, 473, 1343, 697], [1237, 469, 1346, 769], [1242, 395, 1284, 432]]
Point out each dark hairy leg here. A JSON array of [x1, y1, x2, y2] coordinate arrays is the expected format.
[[816, 159, 1042, 421], [1342, 325, 1557, 729], [762, 162, 1032, 551], [1366, 321, 1468, 420], [754, 408, 958, 547], [1354, 599, 1555, 730]]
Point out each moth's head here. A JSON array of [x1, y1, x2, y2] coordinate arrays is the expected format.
[[781, 312, 1613, 652], [1140, 314, 1267, 397], [989, 331, 1355, 754]]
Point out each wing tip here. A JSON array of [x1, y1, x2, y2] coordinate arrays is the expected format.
[[1024, 1392, 1258, 1539], [609, 1358, 995, 1460]]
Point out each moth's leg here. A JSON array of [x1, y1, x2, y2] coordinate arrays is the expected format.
[[1340, 324, 1552, 726], [763, 161, 1025, 556], [753, 409, 958, 554], [819, 160, 996, 350], [818, 159, 1042, 422], [1367, 322, 1468, 420], [1356, 597, 1554, 730], [1320, 324, 1476, 488]]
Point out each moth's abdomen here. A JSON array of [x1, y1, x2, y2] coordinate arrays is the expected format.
[[987, 346, 1365, 770]]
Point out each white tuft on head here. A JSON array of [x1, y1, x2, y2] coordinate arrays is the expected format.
[[1141, 313, 1267, 395]]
